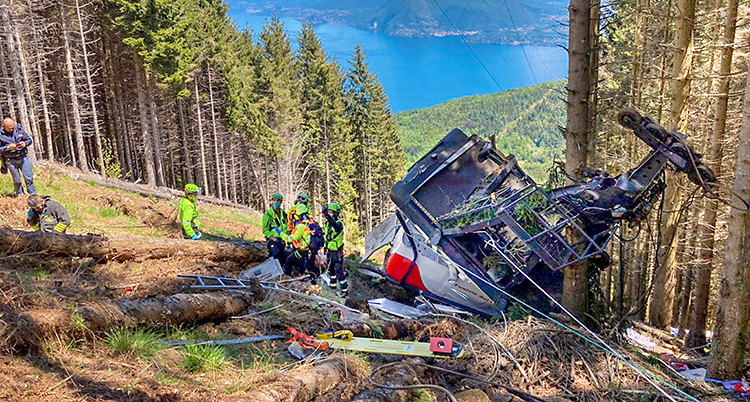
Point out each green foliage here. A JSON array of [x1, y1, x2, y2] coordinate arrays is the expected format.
[[505, 302, 531, 320], [100, 138, 125, 179], [97, 208, 120, 219], [396, 81, 566, 182], [106, 328, 164, 358], [181, 344, 228, 373]]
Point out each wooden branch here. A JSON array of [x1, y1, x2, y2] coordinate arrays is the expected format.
[[0, 228, 268, 263]]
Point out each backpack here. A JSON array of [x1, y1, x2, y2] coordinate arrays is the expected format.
[[307, 221, 325, 252]]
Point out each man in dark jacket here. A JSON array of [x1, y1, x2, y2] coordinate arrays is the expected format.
[[27, 195, 71, 233], [0, 118, 35, 196]]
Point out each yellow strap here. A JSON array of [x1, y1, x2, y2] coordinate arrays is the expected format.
[[54, 222, 68, 233]]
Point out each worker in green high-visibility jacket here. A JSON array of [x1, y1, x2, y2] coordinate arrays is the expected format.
[[323, 202, 346, 294], [262, 192, 288, 265], [26, 195, 70, 233], [179, 184, 202, 240]]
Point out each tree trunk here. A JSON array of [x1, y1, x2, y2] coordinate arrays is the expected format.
[[207, 66, 223, 199], [13, 30, 41, 161], [686, 0, 738, 349], [36, 47, 53, 160], [178, 97, 193, 184], [195, 78, 210, 194], [75, 0, 104, 175], [146, 79, 165, 186], [78, 292, 257, 332], [0, 228, 268, 263], [563, 0, 595, 319], [649, 0, 695, 329], [2, 0, 34, 164], [707, 69, 750, 380], [132, 50, 156, 185], [6, 292, 258, 352], [59, 2, 88, 171]]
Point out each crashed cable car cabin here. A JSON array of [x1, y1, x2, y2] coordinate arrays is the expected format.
[[363, 108, 716, 317]]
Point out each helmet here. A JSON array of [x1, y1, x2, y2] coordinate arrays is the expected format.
[[185, 183, 200, 194], [271, 193, 283, 201], [328, 202, 341, 213], [296, 194, 309, 204], [294, 203, 310, 218]]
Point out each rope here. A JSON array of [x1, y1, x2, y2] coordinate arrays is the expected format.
[[431, 0, 504, 91], [483, 233, 701, 402]]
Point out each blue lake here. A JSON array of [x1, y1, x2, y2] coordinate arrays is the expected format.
[[227, 9, 569, 112]]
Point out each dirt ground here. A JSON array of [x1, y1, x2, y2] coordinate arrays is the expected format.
[[0, 168, 738, 402]]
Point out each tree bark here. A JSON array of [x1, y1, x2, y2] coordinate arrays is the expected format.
[[649, 0, 695, 329], [132, 50, 156, 185], [0, 228, 268, 263], [563, 0, 595, 319], [59, 2, 88, 171], [146, 79, 165, 186], [686, 0, 738, 349], [75, 0, 104, 175], [195, 78, 210, 195], [207, 65, 223, 199], [708, 69, 750, 380], [77, 292, 256, 332]]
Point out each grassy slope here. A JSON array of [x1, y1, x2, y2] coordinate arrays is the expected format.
[[0, 166, 263, 240]]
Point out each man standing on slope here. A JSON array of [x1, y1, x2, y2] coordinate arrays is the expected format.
[[179, 184, 202, 240], [287, 193, 310, 232], [262, 193, 288, 265], [0, 117, 35, 197], [26, 195, 71, 233], [276, 203, 316, 280], [323, 202, 346, 295]]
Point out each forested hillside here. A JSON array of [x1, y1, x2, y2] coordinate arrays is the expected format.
[[232, 0, 567, 45], [396, 81, 565, 180], [0, 0, 404, 236]]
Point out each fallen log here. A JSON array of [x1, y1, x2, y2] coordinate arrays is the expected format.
[[6, 292, 257, 351], [78, 292, 257, 331], [228, 356, 357, 402], [0, 228, 268, 262]]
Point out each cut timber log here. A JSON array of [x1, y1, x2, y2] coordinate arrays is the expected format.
[[36, 160, 255, 211], [6, 292, 257, 352], [0, 228, 268, 262], [78, 292, 256, 331], [227, 356, 354, 402]]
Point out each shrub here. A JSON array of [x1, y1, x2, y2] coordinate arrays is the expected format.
[[182, 344, 228, 373], [106, 328, 164, 358]]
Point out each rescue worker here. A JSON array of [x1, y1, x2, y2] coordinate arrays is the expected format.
[[26, 195, 70, 233], [286, 193, 310, 232], [179, 184, 202, 240], [323, 202, 346, 294], [0, 117, 35, 196], [262, 193, 288, 265], [276, 203, 316, 279]]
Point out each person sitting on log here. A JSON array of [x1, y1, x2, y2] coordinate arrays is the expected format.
[[179, 184, 202, 240], [262, 192, 288, 265], [26, 195, 71, 234]]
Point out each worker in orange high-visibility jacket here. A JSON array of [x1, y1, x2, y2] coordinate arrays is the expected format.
[[275, 203, 319, 281], [286, 193, 310, 232]]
